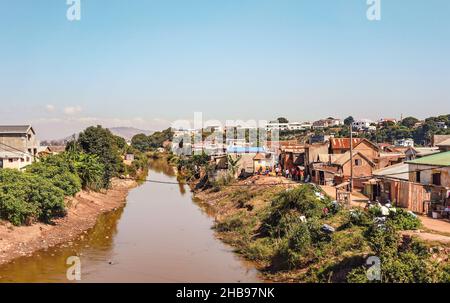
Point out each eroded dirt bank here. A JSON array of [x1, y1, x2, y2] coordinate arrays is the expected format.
[[0, 178, 137, 266]]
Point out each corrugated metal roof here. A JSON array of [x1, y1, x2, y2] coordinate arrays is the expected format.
[[406, 151, 450, 166], [0, 125, 32, 134], [0, 151, 26, 158], [373, 163, 409, 180], [330, 138, 362, 149], [436, 138, 450, 147]]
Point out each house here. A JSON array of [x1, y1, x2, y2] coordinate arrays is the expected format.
[[378, 143, 393, 151], [436, 138, 450, 152], [253, 153, 273, 173], [308, 138, 387, 187], [310, 150, 376, 187], [0, 125, 39, 170], [394, 138, 415, 147], [407, 152, 450, 187], [333, 151, 377, 187], [378, 118, 398, 125], [404, 146, 440, 160], [47, 145, 66, 154], [265, 121, 289, 132], [227, 146, 273, 174], [436, 122, 448, 129], [309, 134, 333, 144], [329, 138, 380, 160], [37, 146, 52, 157], [279, 144, 305, 172], [352, 119, 373, 131], [377, 152, 406, 168], [312, 118, 342, 129], [329, 138, 363, 154], [406, 152, 450, 214], [432, 135, 450, 147], [364, 163, 433, 214]]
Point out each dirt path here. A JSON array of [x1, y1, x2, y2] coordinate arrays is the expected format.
[[0, 178, 137, 266], [320, 185, 368, 208], [402, 231, 450, 244]]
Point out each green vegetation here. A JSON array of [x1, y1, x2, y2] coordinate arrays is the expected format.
[[0, 169, 66, 226], [0, 125, 149, 226], [212, 184, 449, 283], [331, 114, 450, 145], [71, 125, 126, 188], [131, 128, 173, 152]]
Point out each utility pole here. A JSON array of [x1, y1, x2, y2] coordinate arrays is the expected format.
[[349, 123, 353, 193]]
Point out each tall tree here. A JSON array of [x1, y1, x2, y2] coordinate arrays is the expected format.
[[344, 116, 354, 126], [400, 116, 419, 128], [76, 126, 124, 187]]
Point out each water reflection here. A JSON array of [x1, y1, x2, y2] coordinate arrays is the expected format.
[[0, 158, 260, 283], [0, 208, 124, 282]]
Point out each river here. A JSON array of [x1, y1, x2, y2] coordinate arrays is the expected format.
[[0, 158, 260, 282]]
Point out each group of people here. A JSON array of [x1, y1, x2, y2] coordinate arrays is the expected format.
[[273, 165, 305, 181], [255, 164, 308, 183]]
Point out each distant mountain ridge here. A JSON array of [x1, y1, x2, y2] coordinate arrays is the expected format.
[[108, 127, 154, 140], [41, 127, 155, 145]]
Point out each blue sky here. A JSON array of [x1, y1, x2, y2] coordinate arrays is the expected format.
[[0, 0, 449, 139]]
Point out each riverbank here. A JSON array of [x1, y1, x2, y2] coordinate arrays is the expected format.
[[0, 178, 137, 266], [192, 174, 450, 282]]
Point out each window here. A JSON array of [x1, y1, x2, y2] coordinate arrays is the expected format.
[[415, 171, 421, 183], [432, 173, 441, 186], [354, 159, 362, 166], [21, 158, 24, 162], [9, 159, 13, 163]]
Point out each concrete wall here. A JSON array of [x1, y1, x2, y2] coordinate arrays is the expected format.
[[342, 153, 373, 179], [409, 164, 450, 187], [0, 129, 38, 170], [354, 141, 379, 160]]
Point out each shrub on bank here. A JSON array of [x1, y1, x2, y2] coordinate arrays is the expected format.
[[212, 183, 449, 282], [0, 169, 65, 226], [27, 154, 82, 196]]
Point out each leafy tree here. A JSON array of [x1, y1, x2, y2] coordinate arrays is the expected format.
[[76, 125, 124, 187], [400, 116, 419, 128], [131, 133, 150, 152], [227, 155, 242, 176], [69, 152, 105, 190], [277, 117, 289, 124], [131, 128, 174, 152], [344, 116, 354, 126]]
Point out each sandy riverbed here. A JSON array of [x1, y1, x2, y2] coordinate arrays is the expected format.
[[0, 178, 137, 266]]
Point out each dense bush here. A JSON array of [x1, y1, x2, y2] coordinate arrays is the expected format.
[[27, 154, 82, 196], [261, 185, 332, 237], [0, 126, 148, 226], [0, 169, 65, 225], [213, 183, 449, 282], [347, 224, 449, 283], [131, 128, 173, 152], [388, 208, 422, 230]]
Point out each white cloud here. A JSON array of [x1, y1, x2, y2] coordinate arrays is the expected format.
[[64, 106, 83, 115], [45, 104, 56, 113]]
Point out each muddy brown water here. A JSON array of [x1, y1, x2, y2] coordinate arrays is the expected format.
[[0, 159, 260, 282]]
